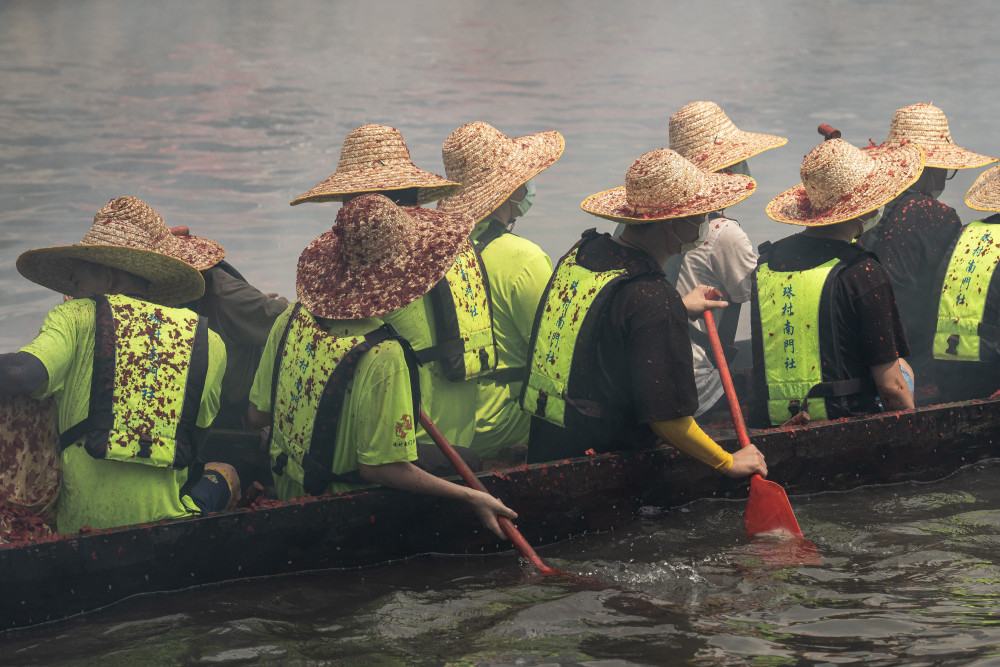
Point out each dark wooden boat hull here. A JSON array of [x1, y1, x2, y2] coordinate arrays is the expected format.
[[2, 397, 998, 630]]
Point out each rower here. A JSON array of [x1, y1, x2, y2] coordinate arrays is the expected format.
[[752, 139, 920, 427], [3, 197, 239, 534], [289, 123, 484, 476], [522, 148, 767, 481], [667, 100, 788, 417], [437, 121, 564, 463], [925, 165, 1000, 400], [858, 104, 997, 393], [247, 194, 517, 539]]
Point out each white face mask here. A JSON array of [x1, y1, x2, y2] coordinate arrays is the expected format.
[[857, 205, 885, 236], [671, 217, 709, 253]]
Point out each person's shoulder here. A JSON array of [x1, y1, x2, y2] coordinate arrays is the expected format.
[[893, 191, 959, 220]]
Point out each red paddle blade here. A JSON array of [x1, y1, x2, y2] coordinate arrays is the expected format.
[[745, 474, 803, 537]]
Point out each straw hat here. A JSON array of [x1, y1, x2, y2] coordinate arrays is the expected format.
[[16, 197, 206, 305], [290, 124, 462, 206], [580, 148, 756, 224], [766, 139, 924, 227], [436, 122, 565, 223], [296, 194, 475, 319], [965, 164, 1000, 212], [875, 103, 996, 170], [669, 101, 787, 172]]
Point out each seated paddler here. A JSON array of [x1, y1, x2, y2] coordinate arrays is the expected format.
[[247, 194, 517, 540], [751, 138, 920, 427], [522, 147, 768, 481], [1, 197, 238, 535]]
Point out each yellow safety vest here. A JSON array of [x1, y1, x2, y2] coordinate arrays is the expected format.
[[415, 241, 498, 382], [59, 294, 209, 470], [933, 220, 1000, 361]]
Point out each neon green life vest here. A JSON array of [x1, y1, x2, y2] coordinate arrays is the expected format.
[[522, 234, 645, 427], [933, 221, 1000, 361], [267, 303, 419, 495], [58, 295, 209, 470], [415, 241, 498, 382]]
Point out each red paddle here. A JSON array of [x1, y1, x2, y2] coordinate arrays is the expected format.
[[418, 409, 564, 576], [701, 309, 805, 537]]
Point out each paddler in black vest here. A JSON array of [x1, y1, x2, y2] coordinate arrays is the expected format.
[[522, 147, 768, 480], [924, 165, 1000, 400], [436, 121, 563, 463], [858, 104, 997, 391], [2, 196, 239, 534], [752, 139, 921, 427], [247, 194, 516, 539], [290, 124, 484, 475]]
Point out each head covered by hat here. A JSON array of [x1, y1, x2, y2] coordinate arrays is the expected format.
[[290, 124, 462, 206], [436, 121, 564, 223], [296, 194, 475, 319], [16, 196, 207, 306], [580, 148, 756, 224], [966, 164, 1000, 213], [669, 101, 788, 172], [766, 139, 925, 227], [873, 103, 996, 170]]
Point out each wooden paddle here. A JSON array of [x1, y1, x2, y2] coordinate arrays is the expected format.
[[701, 308, 806, 538], [417, 409, 564, 576]]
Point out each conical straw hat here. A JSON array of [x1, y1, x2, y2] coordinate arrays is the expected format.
[[669, 101, 787, 172], [965, 164, 1000, 213], [16, 197, 205, 305], [436, 122, 564, 223], [296, 194, 475, 319], [766, 139, 924, 226], [876, 103, 996, 170], [580, 148, 756, 224], [291, 124, 462, 206]]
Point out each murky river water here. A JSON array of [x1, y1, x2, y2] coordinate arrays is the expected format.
[[2, 0, 1000, 663]]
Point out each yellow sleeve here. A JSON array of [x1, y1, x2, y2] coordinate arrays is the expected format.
[[650, 417, 733, 473]]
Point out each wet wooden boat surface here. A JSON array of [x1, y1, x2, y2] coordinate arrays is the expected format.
[[2, 396, 998, 630]]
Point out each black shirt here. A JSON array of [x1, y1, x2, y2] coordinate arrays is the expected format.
[[527, 232, 698, 462]]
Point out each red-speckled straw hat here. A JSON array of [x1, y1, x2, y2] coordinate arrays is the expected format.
[[966, 164, 1000, 213], [580, 148, 756, 224], [872, 103, 996, 170], [436, 121, 564, 223], [669, 101, 787, 172], [766, 139, 925, 227], [290, 124, 462, 206], [296, 194, 475, 319], [16, 196, 207, 306]]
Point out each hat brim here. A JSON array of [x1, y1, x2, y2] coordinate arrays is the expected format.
[[290, 168, 462, 206], [436, 130, 565, 223], [766, 144, 924, 226], [16, 245, 206, 306], [875, 140, 996, 170], [966, 163, 1000, 212], [296, 207, 475, 319], [685, 132, 788, 172], [171, 234, 226, 271], [580, 173, 757, 224]]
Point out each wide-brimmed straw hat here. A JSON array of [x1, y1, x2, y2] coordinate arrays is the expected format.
[[669, 101, 787, 172], [965, 164, 1000, 212], [296, 193, 475, 319], [16, 197, 206, 305], [874, 103, 996, 170], [580, 148, 756, 224], [436, 122, 564, 223], [766, 139, 924, 227], [290, 124, 462, 206]]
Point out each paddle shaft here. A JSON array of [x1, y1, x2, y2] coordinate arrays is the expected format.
[[417, 409, 562, 576], [702, 309, 753, 452]]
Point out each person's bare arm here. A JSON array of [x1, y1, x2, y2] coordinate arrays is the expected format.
[[358, 461, 517, 540], [0, 352, 48, 396], [247, 402, 273, 430], [871, 359, 914, 412]]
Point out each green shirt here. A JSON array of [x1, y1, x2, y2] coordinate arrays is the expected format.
[[21, 297, 226, 534], [249, 307, 418, 500], [469, 220, 553, 458]]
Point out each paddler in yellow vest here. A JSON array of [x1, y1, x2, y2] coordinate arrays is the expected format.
[[1, 197, 238, 534], [247, 194, 516, 539], [924, 164, 1000, 400], [437, 121, 563, 463], [523, 147, 767, 481], [753, 139, 921, 427], [290, 124, 484, 474]]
